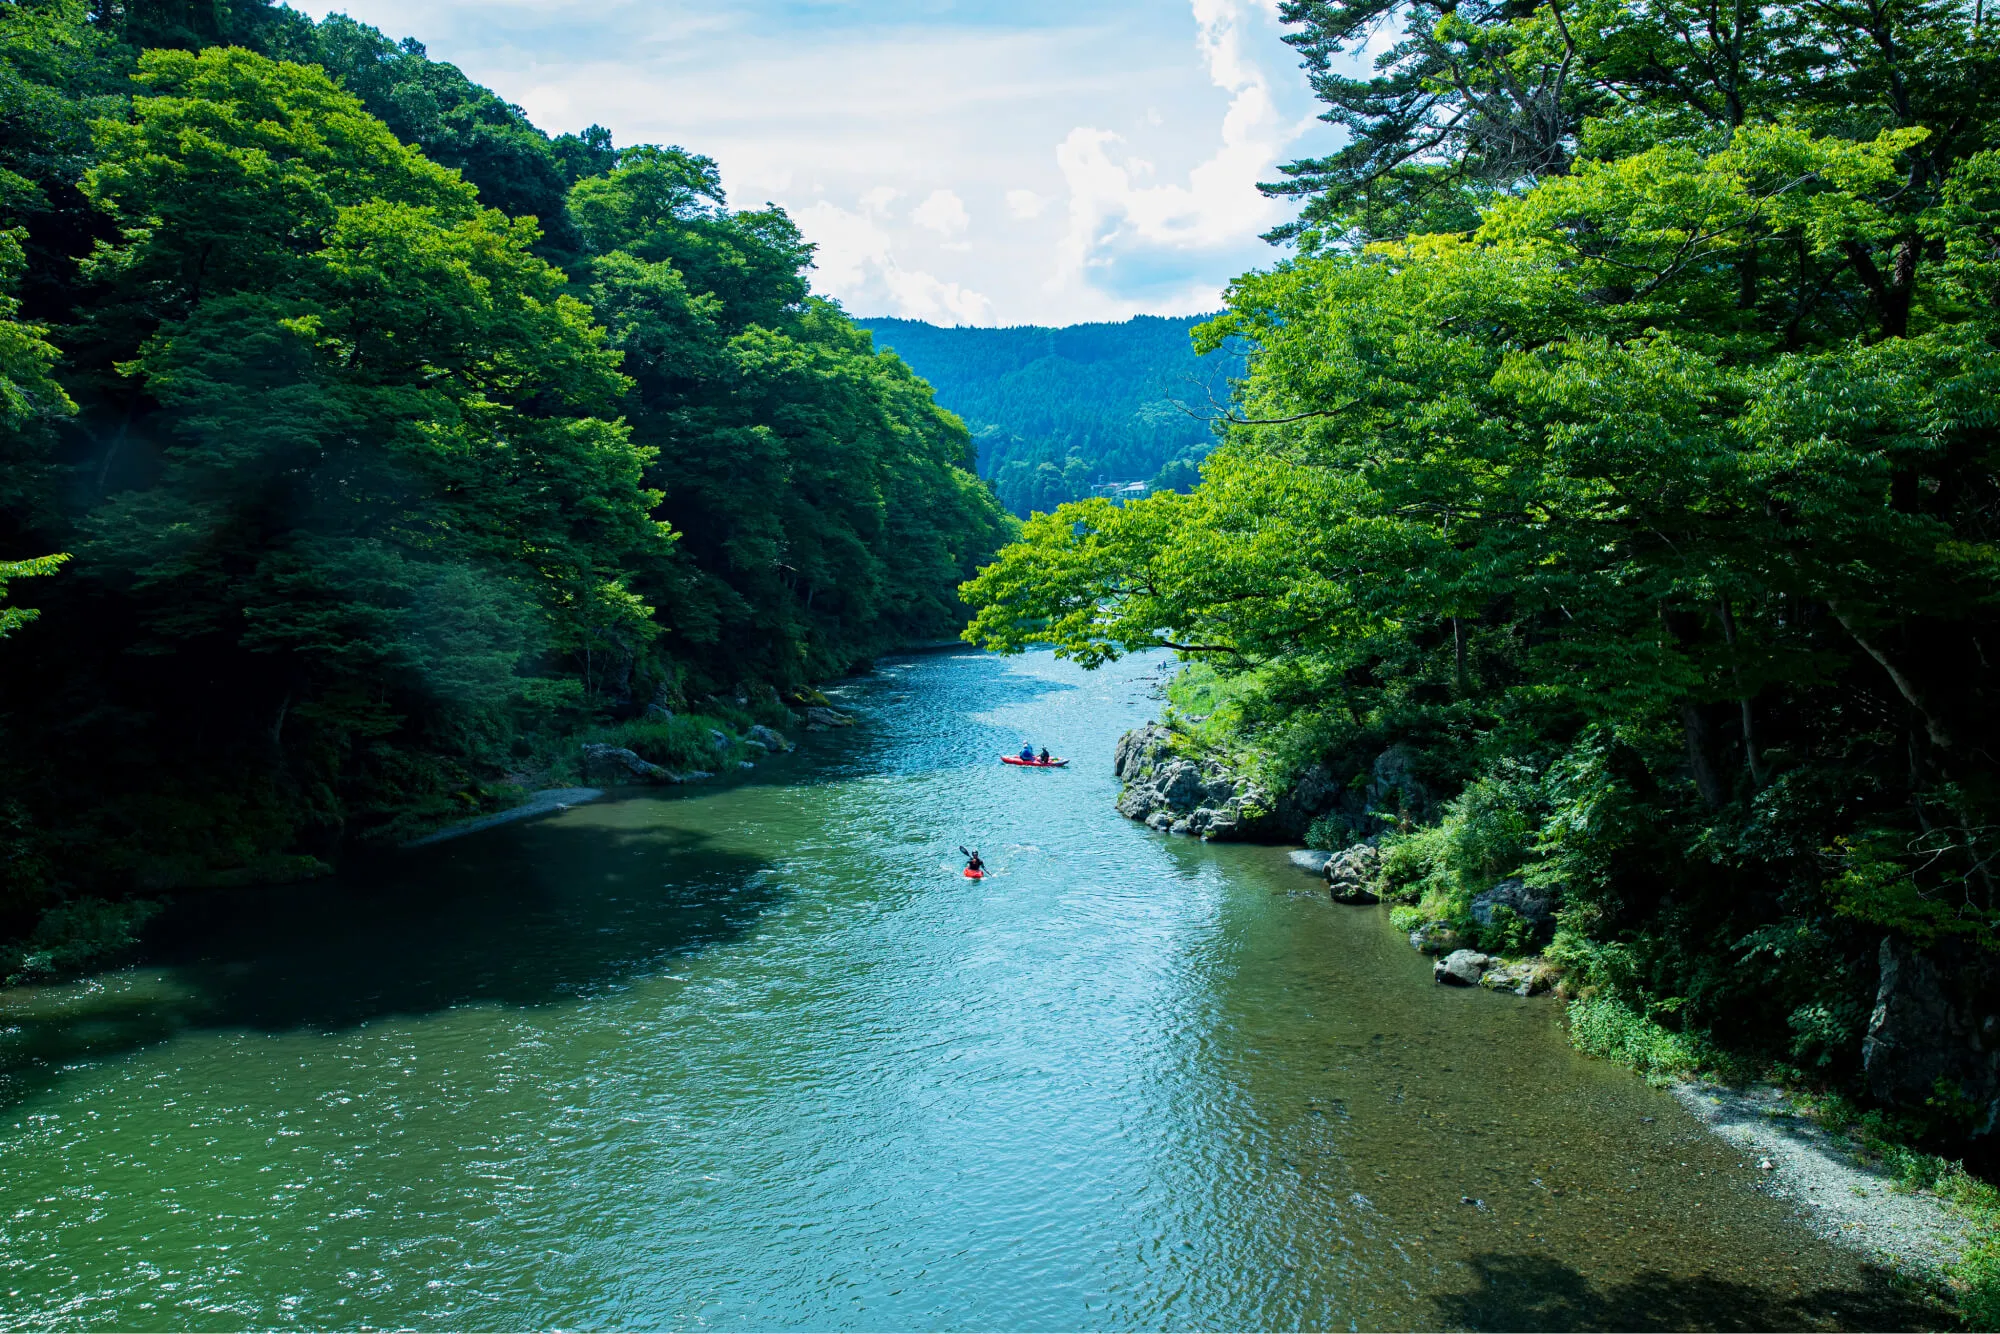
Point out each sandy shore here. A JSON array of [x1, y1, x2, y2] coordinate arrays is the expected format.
[[401, 787, 604, 848], [1673, 1081, 1971, 1277]]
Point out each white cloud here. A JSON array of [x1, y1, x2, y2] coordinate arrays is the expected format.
[[796, 200, 994, 325], [289, 0, 1325, 324], [911, 189, 971, 237], [1006, 189, 1048, 220], [1052, 0, 1296, 298]]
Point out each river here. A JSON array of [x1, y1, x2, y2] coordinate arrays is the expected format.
[[0, 649, 1935, 1330]]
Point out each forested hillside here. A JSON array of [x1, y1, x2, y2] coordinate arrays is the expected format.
[[0, 0, 1010, 975], [967, 0, 2000, 1158], [858, 316, 1244, 515]]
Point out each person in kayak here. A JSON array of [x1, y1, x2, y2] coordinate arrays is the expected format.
[[961, 846, 984, 875], [1018, 743, 1036, 762], [1038, 747, 1051, 764]]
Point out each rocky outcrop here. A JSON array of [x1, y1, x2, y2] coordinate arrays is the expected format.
[[803, 706, 855, 731], [748, 725, 793, 752], [1471, 878, 1555, 930], [1864, 938, 2000, 1136], [1113, 723, 1276, 841], [1409, 921, 1468, 955], [581, 744, 670, 783], [1324, 843, 1382, 904], [1435, 949, 1492, 986], [1271, 744, 1439, 840], [1480, 958, 1555, 996]]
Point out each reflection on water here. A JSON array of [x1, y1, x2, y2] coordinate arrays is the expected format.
[[0, 650, 1943, 1330]]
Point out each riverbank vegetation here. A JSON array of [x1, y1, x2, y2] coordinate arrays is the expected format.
[[0, 0, 1010, 979], [964, 0, 2000, 1187]]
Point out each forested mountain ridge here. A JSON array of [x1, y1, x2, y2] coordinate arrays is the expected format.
[[966, 0, 2000, 1170], [0, 0, 1010, 975], [857, 316, 1245, 516]]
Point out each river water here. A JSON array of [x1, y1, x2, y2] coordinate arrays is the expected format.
[[0, 650, 1935, 1330]]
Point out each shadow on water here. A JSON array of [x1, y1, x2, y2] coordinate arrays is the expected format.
[[1433, 1252, 1948, 1332], [0, 809, 782, 1108]]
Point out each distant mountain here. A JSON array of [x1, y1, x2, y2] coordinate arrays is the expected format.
[[856, 315, 1247, 517]]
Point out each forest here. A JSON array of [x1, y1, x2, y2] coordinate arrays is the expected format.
[[858, 315, 1244, 515], [966, 0, 2000, 1159], [0, 0, 1011, 976]]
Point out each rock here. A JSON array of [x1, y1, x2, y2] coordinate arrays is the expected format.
[[1146, 812, 1174, 831], [737, 761, 756, 770], [804, 706, 854, 729], [748, 725, 792, 752], [1480, 959, 1553, 996], [580, 743, 669, 783], [1112, 723, 1276, 842], [1289, 849, 1334, 875], [1325, 843, 1382, 904], [1435, 949, 1493, 986], [673, 770, 715, 784], [709, 728, 732, 752], [1759, 1157, 1776, 1171], [1369, 745, 1434, 825], [1409, 921, 1467, 955], [1864, 937, 2000, 1135], [1471, 877, 1555, 929], [1114, 722, 1173, 781], [646, 704, 675, 722]]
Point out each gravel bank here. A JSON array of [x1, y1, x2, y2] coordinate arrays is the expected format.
[[401, 787, 604, 848], [1674, 1082, 1971, 1277]]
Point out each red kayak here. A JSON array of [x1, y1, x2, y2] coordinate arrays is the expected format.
[[1001, 756, 1069, 767], [963, 868, 985, 879]]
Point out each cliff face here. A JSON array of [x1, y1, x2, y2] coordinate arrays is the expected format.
[[1111, 724, 1277, 841]]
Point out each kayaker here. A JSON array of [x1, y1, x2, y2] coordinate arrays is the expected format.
[[963, 848, 984, 874], [1038, 747, 1051, 764], [1018, 743, 1035, 762]]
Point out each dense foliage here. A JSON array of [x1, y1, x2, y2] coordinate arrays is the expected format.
[[0, 0, 1009, 971], [858, 316, 1245, 515], [967, 0, 2000, 1141]]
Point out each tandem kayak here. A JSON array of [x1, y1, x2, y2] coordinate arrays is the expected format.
[[1000, 756, 1069, 768]]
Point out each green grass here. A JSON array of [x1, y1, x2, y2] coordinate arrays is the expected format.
[[1566, 993, 1710, 1083], [588, 713, 754, 772]]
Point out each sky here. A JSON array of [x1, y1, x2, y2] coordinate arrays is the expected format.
[[287, 0, 1337, 326]]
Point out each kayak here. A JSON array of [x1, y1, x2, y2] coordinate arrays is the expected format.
[[963, 868, 985, 879], [1001, 756, 1069, 767]]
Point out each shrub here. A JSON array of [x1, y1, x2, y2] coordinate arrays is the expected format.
[[1567, 994, 1708, 1081]]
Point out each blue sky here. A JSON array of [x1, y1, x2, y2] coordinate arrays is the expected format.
[[290, 0, 1339, 325]]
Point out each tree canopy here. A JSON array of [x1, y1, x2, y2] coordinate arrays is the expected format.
[[967, 0, 2000, 1116], [0, 0, 1008, 956]]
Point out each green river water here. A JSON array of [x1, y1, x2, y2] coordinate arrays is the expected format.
[[0, 650, 1937, 1330]]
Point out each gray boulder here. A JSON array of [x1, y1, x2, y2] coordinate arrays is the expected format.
[[1435, 949, 1493, 986], [1369, 746, 1434, 825], [1471, 878, 1555, 929], [581, 743, 670, 783], [646, 704, 676, 722], [1289, 849, 1333, 875], [1865, 938, 2000, 1135], [803, 706, 855, 731], [1325, 843, 1382, 904], [1409, 921, 1467, 955], [1481, 960, 1552, 996], [1114, 722, 1173, 781], [749, 725, 793, 752], [1112, 723, 1275, 842]]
